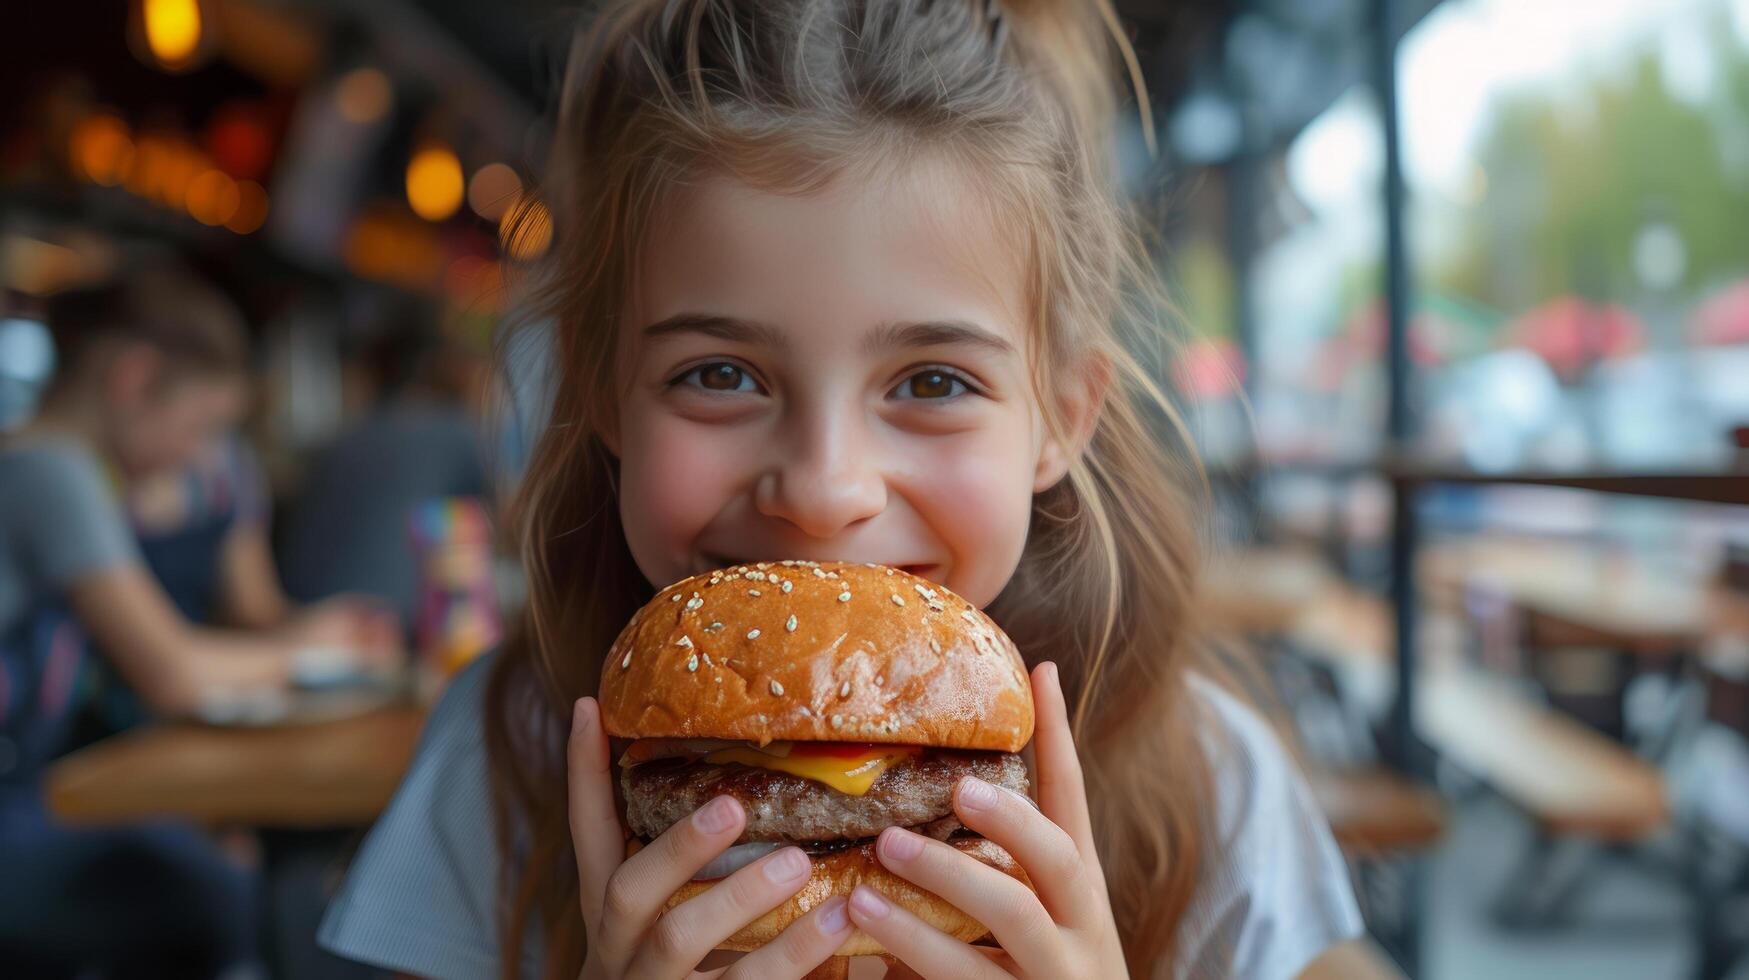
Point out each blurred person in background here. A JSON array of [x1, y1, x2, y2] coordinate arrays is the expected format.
[[0, 264, 390, 979], [278, 299, 491, 626]]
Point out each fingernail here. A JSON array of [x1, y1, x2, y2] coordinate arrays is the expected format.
[[763, 847, 809, 883], [693, 795, 740, 834], [850, 885, 891, 920], [1043, 661, 1060, 687], [816, 897, 850, 935], [571, 697, 593, 734], [958, 776, 1000, 811], [879, 827, 924, 862]]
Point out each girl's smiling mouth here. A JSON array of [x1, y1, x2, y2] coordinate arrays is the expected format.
[[699, 552, 939, 582]]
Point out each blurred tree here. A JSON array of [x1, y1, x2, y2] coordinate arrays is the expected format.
[[1433, 15, 1749, 317]]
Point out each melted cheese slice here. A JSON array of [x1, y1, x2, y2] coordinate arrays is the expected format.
[[703, 745, 919, 796]]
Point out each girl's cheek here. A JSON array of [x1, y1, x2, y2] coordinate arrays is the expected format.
[[900, 429, 1036, 605], [617, 412, 752, 580]]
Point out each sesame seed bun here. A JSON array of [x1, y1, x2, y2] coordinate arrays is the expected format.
[[600, 562, 1034, 751], [654, 838, 1030, 956]]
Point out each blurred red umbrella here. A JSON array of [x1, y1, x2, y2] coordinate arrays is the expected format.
[[1501, 297, 1642, 381], [1691, 281, 1749, 347]]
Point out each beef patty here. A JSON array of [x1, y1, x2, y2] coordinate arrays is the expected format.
[[622, 749, 1028, 844]]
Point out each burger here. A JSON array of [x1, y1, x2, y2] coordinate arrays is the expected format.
[[599, 560, 1035, 955]]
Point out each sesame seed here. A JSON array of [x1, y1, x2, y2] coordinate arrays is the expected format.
[[707, 621, 725, 632], [780, 560, 796, 566], [747, 629, 761, 640], [838, 591, 851, 602], [686, 654, 699, 672], [756, 562, 771, 569], [780, 580, 793, 593], [769, 680, 784, 696], [929, 638, 942, 654], [961, 610, 978, 624], [676, 635, 693, 648], [671, 593, 683, 602], [748, 589, 762, 597], [890, 594, 905, 607], [703, 653, 714, 667], [914, 584, 937, 600], [826, 571, 839, 579], [830, 714, 843, 728], [785, 615, 797, 632], [839, 681, 851, 698], [885, 568, 895, 575], [715, 676, 723, 684], [812, 568, 827, 578], [875, 675, 884, 686], [928, 602, 944, 613], [621, 651, 632, 669], [800, 706, 812, 717], [685, 596, 703, 611]]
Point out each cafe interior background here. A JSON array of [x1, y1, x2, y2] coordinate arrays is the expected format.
[[3, 0, 1749, 977]]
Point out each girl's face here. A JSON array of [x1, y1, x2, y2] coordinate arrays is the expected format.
[[612, 164, 1079, 607]]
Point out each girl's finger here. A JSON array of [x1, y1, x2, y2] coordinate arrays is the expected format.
[[624, 846, 814, 980], [845, 885, 1010, 980], [569, 697, 630, 932], [871, 827, 1063, 973], [716, 896, 853, 980], [1031, 662, 1100, 868], [951, 776, 1098, 929], [600, 794, 746, 954]]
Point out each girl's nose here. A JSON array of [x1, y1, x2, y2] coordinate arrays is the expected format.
[[753, 417, 887, 539]]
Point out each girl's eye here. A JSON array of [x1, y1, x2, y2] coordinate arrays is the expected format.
[[892, 368, 971, 401], [674, 362, 760, 394]]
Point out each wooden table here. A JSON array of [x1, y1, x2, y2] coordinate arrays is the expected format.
[[1421, 537, 1712, 656], [46, 704, 427, 829]]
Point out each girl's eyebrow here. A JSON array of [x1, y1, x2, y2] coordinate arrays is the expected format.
[[639, 312, 1016, 359]]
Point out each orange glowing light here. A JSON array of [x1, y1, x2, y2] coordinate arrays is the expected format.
[[225, 180, 269, 234], [143, 0, 202, 69], [185, 169, 241, 226], [70, 114, 135, 186], [336, 67, 393, 125], [406, 144, 464, 222], [499, 195, 552, 262]]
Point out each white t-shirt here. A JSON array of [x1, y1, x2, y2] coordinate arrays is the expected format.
[[319, 656, 1363, 980]]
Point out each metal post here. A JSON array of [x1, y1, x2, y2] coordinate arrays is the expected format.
[[1373, 0, 1424, 974]]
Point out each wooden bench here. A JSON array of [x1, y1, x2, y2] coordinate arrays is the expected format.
[[1416, 667, 1668, 842], [1309, 766, 1447, 855]]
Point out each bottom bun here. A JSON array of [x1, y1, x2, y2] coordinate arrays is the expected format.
[[663, 838, 1030, 956]]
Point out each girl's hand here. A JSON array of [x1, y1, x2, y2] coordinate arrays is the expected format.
[[569, 697, 855, 979], [846, 663, 1128, 979]]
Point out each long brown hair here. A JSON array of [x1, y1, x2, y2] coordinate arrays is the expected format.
[[484, 1, 1219, 975]]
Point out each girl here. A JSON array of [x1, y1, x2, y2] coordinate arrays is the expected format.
[[321, 1, 1364, 977]]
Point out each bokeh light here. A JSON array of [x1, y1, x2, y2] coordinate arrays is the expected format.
[[335, 67, 393, 125], [467, 163, 521, 222], [185, 169, 240, 226], [69, 114, 135, 187], [498, 194, 552, 262], [142, 0, 202, 69], [406, 143, 464, 222], [226, 180, 270, 234]]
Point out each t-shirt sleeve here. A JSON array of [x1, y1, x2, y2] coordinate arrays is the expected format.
[[1170, 678, 1365, 980], [13, 445, 141, 588], [318, 654, 513, 980]]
